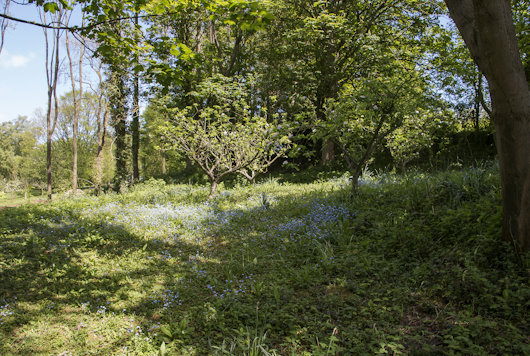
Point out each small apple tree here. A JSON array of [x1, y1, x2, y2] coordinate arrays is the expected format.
[[160, 74, 290, 198]]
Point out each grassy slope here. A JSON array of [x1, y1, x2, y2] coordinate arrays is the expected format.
[[0, 165, 528, 355]]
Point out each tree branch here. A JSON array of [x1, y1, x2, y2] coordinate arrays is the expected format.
[[0, 11, 175, 32]]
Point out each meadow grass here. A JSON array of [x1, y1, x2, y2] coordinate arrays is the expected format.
[[0, 165, 528, 355]]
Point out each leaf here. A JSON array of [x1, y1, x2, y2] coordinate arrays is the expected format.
[[159, 341, 167, 356], [160, 325, 173, 338], [43, 2, 59, 13]]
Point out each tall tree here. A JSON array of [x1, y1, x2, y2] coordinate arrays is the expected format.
[[108, 65, 130, 191], [0, 0, 9, 54], [65, 12, 85, 193], [131, 13, 140, 183], [87, 57, 110, 194], [40, 7, 65, 200], [444, 0, 530, 252], [259, 0, 443, 165]]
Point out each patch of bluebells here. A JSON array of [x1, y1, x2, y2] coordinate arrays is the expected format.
[[78, 193, 280, 244], [150, 288, 182, 311], [125, 321, 150, 340], [274, 199, 352, 243], [159, 250, 172, 261], [80, 202, 243, 241], [96, 305, 107, 316], [0, 298, 16, 325], [206, 273, 254, 301], [188, 252, 208, 278], [148, 322, 161, 337]]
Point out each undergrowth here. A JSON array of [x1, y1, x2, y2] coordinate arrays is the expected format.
[[0, 163, 528, 355]]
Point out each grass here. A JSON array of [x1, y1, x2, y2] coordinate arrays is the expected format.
[[0, 164, 528, 355], [0, 190, 47, 207]]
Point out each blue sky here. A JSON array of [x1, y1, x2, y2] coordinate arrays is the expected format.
[[0, 3, 72, 123]]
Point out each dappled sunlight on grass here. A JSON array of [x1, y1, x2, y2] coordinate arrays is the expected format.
[[0, 167, 528, 354]]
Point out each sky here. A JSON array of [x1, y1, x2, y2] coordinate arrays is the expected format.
[[0, 3, 75, 123]]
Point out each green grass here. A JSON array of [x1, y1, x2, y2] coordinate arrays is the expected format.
[[0, 190, 47, 207], [0, 165, 528, 355]]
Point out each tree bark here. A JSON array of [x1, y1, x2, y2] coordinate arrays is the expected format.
[[109, 68, 129, 192], [65, 19, 84, 194], [161, 149, 166, 175], [131, 14, 140, 183], [209, 179, 218, 199], [321, 139, 335, 166], [445, 0, 530, 252], [41, 9, 62, 201], [95, 107, 108, 194]]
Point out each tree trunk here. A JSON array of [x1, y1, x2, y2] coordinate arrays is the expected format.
[[350, 168, 361, 191], [65, 23, 84, 194], [473, 71, 481, 132], [209, 180, 218, 199], [42, 9, 62, 201], [46, 136, 52, 200], [401, 161, 408, 176], [131, 14, 140, 183], [95, 108, 108, 194], [109, 69, 129, 192], [321, 139, 335, 166], [161, 149, 166, 175], [445, 0, 530, 252], [132, 75, 140, 182]]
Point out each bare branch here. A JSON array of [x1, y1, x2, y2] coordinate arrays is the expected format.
[[0, 0, 10, 54]]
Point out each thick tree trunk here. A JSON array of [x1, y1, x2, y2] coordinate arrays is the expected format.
[[495, 117, 530, 252], [445, 0, 530, 252], [109, 69, 129, 192]]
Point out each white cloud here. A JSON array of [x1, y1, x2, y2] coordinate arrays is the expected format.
[[0, 51, 35, 68]]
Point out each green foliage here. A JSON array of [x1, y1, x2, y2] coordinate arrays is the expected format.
[[0, 164, 528, 354], [386, 108, 457, 173], [160, 74, 291, 197], [322, 68, 431, 184]]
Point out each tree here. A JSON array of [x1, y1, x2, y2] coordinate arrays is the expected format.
[[160, 74, 290, 198], [444, 0, 530, 253], [40, 7, 65, 200], [131, 13, 141, 183], [237, 132, 290, 183], [257, 0, 444, 165], [323, 68, 429, 189], [386, 109, 452, 175], [107, 65, 130, 192], [0, 0, 9, 54], [0, 116, 44, 193], [65, 12, 86, 193]]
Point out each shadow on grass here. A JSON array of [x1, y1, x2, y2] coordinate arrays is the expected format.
[[0, 186, 370, 353], [0, 203, 208, 351], [1, 179, 524, 355]]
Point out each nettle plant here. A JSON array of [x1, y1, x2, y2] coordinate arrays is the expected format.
[[161, 74, 290, 198]]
